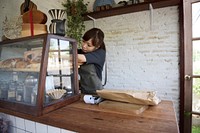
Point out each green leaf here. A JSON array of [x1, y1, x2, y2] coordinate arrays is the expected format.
[[62, 0, 89, 47], [184, 111, 192, 117]]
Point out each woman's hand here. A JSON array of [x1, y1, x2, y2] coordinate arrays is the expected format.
[[78, 54, 86, 64]]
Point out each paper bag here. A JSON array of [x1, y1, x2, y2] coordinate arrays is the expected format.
[[97, 89, 161, 105]]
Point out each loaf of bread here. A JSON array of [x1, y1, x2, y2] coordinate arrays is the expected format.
[[0, 58, 40, 69], [0, 58, 24, 68], [0, 49, 42, 69], [26, 63, 40, 69], [15, 60, 29, 68]]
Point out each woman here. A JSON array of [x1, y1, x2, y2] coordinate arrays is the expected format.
[[78, 28, 106, 94]]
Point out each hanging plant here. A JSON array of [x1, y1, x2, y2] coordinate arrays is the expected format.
[[62, 0, 88, 47]]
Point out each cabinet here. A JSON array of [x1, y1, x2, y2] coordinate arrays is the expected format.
[[0, 34, 80, 116]]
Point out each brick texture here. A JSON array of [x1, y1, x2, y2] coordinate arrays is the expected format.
[[84, 6, 180, 117]]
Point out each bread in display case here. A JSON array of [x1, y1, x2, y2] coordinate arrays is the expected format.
[[0, 34, 80, 116]]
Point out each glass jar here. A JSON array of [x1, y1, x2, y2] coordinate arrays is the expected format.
[[31, 84, 38, 105], [0, 81, 8, 100], [8, 81, 16, 101], [24, 75, 38, 103], [16, 82, 25, 102]]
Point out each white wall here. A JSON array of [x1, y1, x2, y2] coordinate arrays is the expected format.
[[0, 0, 180, 132], [84, 5, 180, 114]]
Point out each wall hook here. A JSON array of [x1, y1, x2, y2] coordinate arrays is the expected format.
[[87, 15, 96, 28], [149, 3, 153, 30]]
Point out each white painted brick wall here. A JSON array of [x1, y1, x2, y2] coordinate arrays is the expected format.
[[84, 6, 180, 117]]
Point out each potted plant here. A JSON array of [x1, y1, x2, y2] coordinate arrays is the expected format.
[[63, 0, 88, 47]]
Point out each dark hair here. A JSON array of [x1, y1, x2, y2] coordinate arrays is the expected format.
[[82, 28, 106, 50]]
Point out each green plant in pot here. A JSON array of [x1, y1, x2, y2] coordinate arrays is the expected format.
[[63, 0, 88, 47]]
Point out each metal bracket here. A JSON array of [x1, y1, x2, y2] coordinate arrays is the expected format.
[[87, 15, 96, 28], [149, 3, 153, 30]]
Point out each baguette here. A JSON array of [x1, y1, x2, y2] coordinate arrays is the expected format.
[[0, 58, 24, 68]]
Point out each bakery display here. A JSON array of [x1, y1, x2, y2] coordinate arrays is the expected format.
[[0, 34, 79, 116]]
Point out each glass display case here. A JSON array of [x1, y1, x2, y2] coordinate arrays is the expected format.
[[0, 34, 80, 116]]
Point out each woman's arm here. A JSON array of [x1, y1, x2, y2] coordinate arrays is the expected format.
[[78, 54, 86, 63]]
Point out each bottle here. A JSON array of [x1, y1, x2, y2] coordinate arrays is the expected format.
[[31, 84, 38, 105], [8, 81, 16, 101], [0, 80, 2, 99], [16, 82, 24, 102], [8, 72, 18, 101], [0, 81, 8, 100], [24, 75, 38, 103]]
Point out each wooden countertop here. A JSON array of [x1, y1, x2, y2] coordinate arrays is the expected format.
[[0, 100, 179, 133]]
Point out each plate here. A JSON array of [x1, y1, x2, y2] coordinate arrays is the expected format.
[[2, 16, 22, 39]]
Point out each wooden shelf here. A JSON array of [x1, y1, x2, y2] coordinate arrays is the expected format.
[[0, 68, 40, 72], [83, 0, 180, 21]]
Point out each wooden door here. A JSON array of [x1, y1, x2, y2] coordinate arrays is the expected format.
[[182, 0, 200, 132]]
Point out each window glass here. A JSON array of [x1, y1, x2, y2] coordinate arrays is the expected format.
[[0, 38, 43, 106], [192, 2, 200, 38], [45, 38, 73, 105]]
